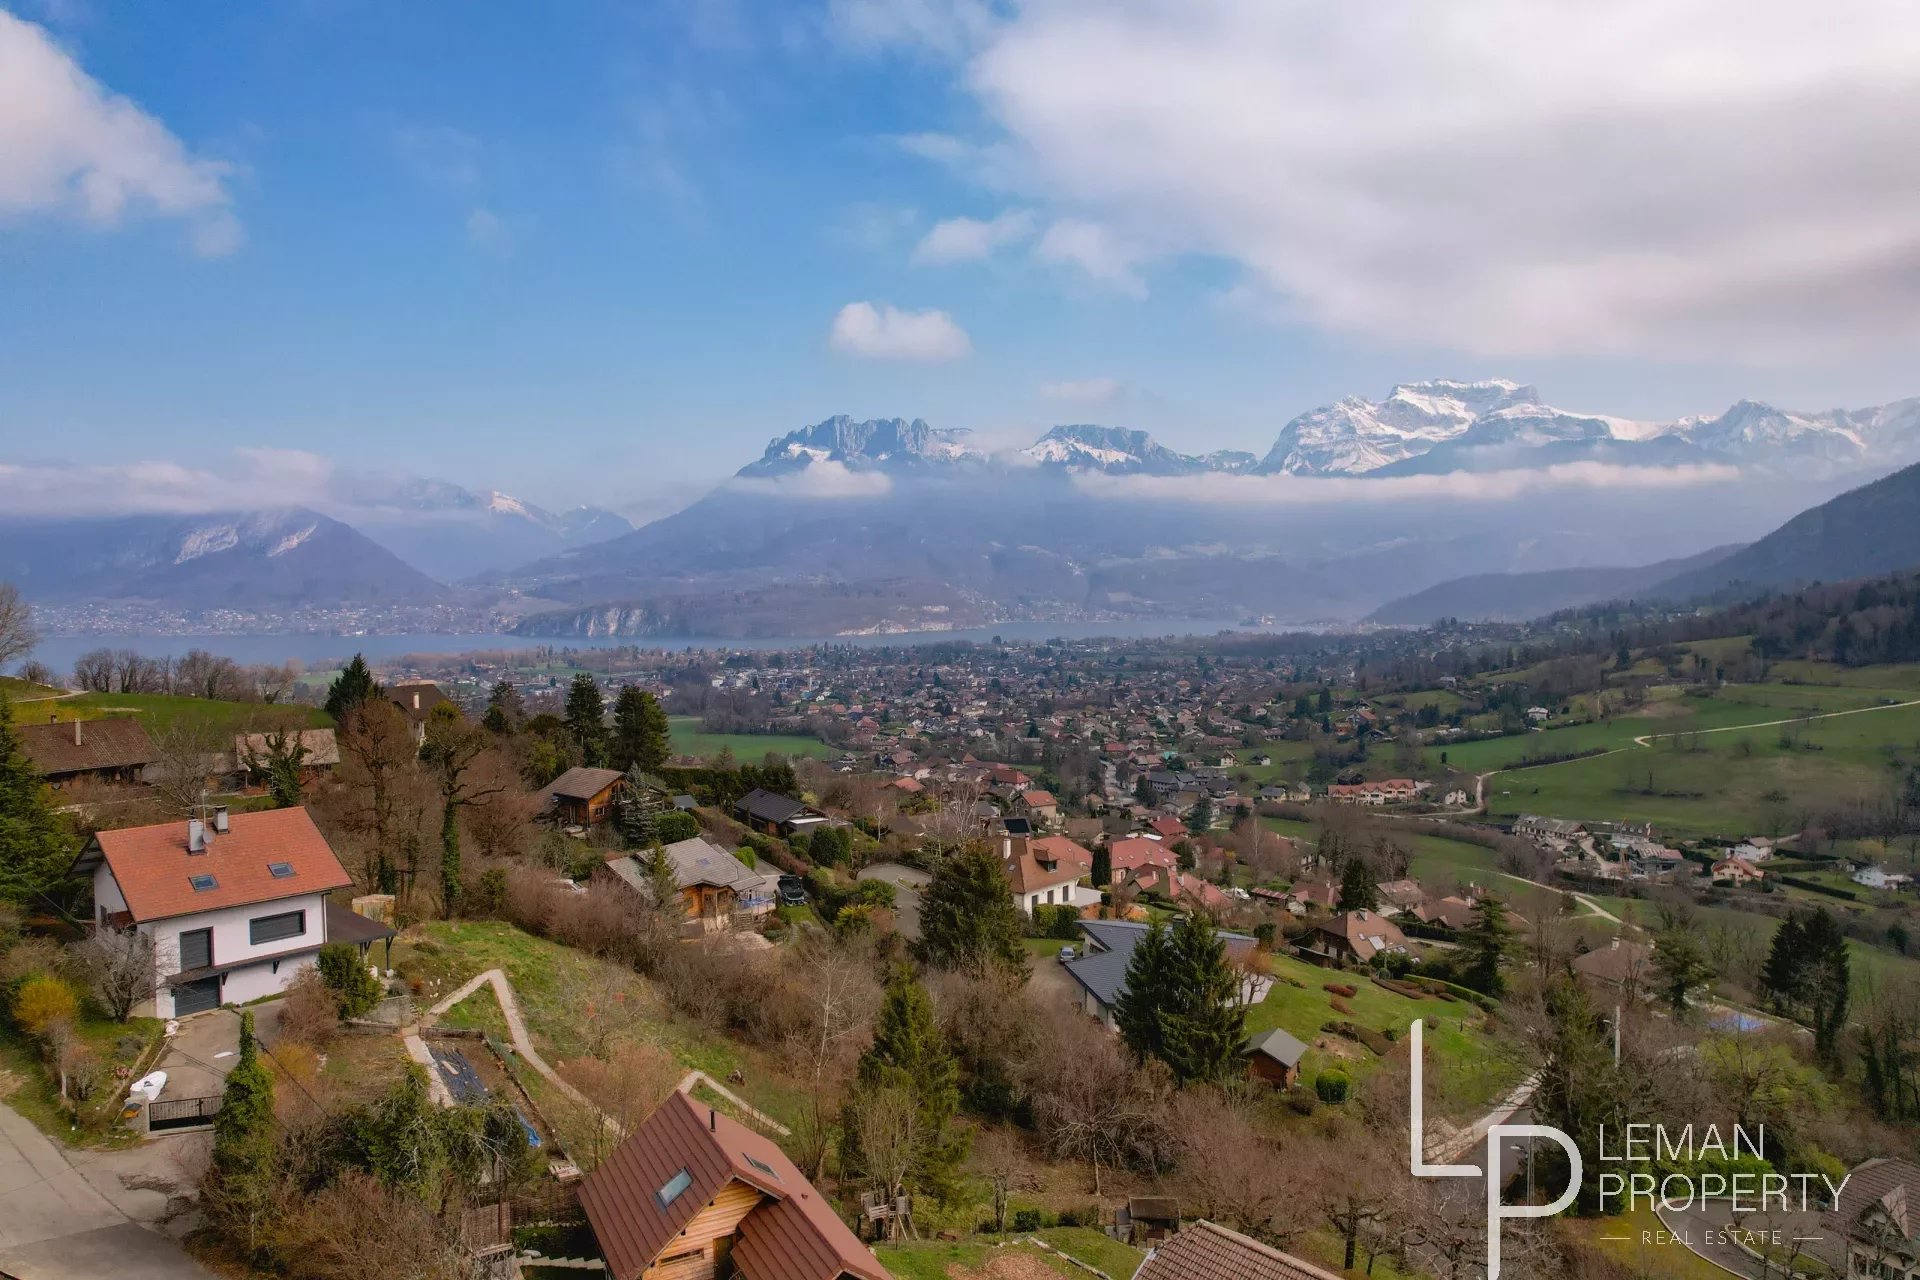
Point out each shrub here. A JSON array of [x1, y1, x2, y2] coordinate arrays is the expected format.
[[1322, 982, 1357, 998], [1314, 1069, 1351, 1103], [1322, 1020, 1392, 1055], [468, 868, 509, 917], [1010, 1208, 1046, 1233], [1032, 904, 1080, 939], [1056, 1205, 1102, 1229], [656, 811, 700, 844], [1284, 1085, 1320, 1115], [1330, 998, 1354, 1016], [276, 969, 340, 1050], [12, 974, 78, 1039], [315, 943, 383, 1019]]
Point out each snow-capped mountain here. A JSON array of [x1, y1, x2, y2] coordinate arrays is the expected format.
[[321, 472, 635, 581], [737, 416, 986, 478], [1257, 379, 1540, 474], [0, 508, 447, 605], [1020, 425, 1226, 475]]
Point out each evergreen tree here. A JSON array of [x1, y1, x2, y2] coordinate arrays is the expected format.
[[845, 972, 967, 1200], [610, 686, 672, 773], [1186, 794, 1214, 834], [1337, 858, 1379, 912], [1651, 927, 1712, 1016], [1459, 896, 1515, 997], [1091, 843, 1112, 888], [1758, 912, 1809, 1011], [1133, 774, 1154, 806], [1114, 920, 1175, 1066], [914, 842, 1027, 975], [0, 696, 75, 909], [1759, 907, 1851, 1062], [641, 842, 682, 920], [617, 766, 668, 846], [324, 653, 381, 724], [1115, 915, 1247, 1084], [209, 1009, 277, 1257], [482, 679, 524, 734], [563, 674, 608, 767]]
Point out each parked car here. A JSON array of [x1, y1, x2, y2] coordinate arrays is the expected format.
[[1058, 946, 1076, 963], [778, 876, 808, 906]]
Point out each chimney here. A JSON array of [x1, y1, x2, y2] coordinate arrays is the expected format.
[[188, 818, 205, 853], [412, 692, 421, 711], [709, 1108, 716, 1132], [213, 805, 230, 834], [73, 719, 82, 747]]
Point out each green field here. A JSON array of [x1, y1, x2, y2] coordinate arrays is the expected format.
[[1485, 699, 1920, 837], [877, 1229, 1141, 1280], [668, 716, 832, 762], [15, 690, 329, 733]]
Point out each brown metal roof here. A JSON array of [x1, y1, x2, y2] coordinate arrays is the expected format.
[[578, 1091, 888, 1280], [1136, 1220, 1340, 1280], [546, 766, 626, 802], [17, 717, 155, 777]]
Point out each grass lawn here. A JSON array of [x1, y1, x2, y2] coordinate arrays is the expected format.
[[1244, 952, 1513, 1118], [0, 1014, 164, 1147], [668, 716, 833, 762], [0, 676, 64, 700], [876, 1228, 1141, 1280], [1022, 937, 1075, 958], [392, 920, 811, 1133], [1565, 1206, 1745, 1280], [28, 691, 330, 733]]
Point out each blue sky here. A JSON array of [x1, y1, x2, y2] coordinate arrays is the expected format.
[[3, 0, 1918, 514]]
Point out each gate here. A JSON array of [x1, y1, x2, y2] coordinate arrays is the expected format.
[[147, 1095, 220, 1131]]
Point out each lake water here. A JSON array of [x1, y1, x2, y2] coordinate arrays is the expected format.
[[29, 617, 1306, 673]]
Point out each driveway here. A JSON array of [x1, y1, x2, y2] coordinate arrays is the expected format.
[[858, 862, 930, 940], [154, 1000, 283, 1103], [0, 1103, 215, 1279]]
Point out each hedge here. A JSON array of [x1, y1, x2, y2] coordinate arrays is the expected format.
[[1322, 1020, 1393, 1055], [1774, 874, 1860, 901]]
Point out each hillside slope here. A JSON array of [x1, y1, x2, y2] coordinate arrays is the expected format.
[[1367, 545, 1741, 624]]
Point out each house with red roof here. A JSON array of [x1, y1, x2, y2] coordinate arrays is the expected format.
[[1105, 836, 1178, 886], [73, 806, 356, 1018]]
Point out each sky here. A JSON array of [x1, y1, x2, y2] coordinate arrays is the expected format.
[[3, 0, 1920, 517]]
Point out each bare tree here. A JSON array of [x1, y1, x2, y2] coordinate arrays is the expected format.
[[972, 1125, 1039, 1234], [849, 1081, 920, 1233], [72, 928, 157, 1021], [1170, 1088, 1300, 1242], [1019, 1009, 1171, 1195], [147, 716, 230, 816], [558, 1040, 681, 1170], [72, 648, 115, 693], [0, 583, 34, 671], [335, 701, 422, 892], [782, 933, 882, 1177]]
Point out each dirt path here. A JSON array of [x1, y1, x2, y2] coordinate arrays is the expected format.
[[428, 968, 789, 1135]]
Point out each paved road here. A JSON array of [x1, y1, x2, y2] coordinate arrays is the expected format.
[[857, 862, 929, 940], [0, 1103, 215, 1280], [1653, 1198, 1841, 1279]]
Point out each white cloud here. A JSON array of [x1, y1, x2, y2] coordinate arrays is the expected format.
[[912, 209, 1033, 264], [0, 10, 238, 253], [1039, 376, 1121, 405], [727, 460, 895, 499], [1071, 461, 1741, 507], [827, 0, 995, 57], [1033, 219, 1145, 297], [829, 301, 972, 361], [0, 448, 340, 517], [870, 0, 1920, 360], [465, 207, 511, 251]]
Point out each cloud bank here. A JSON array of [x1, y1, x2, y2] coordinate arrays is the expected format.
[[829, 300, 972, 361], [853, 0, 1920, 360], [0, 10, 240, 254], [1069, 461, 1743, 507]]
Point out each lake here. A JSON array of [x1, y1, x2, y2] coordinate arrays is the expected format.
[[28, 616, 1316, 673]]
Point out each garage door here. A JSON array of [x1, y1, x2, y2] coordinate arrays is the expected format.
[[173, 976, 221, 1016]]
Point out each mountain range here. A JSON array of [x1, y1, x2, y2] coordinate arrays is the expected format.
[[1368, 456, 1920, 623], [13, 379, 1920, 631]]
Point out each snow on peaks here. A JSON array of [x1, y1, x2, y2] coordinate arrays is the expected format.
[[485, 491, 533, 518]]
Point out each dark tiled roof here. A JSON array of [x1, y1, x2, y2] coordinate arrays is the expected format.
[[1136, 1220, 1340, 1280], [736, 788, 807, 825], [1248, 1028, 1308, 1069], [1062, 919, 1255, 1009], [17, 717, 155, 776]]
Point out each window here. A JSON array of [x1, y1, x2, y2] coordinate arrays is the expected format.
[[655, 1168, 693, 1208], [743, 1154, 781, 1182], [249, 910, 306, 946], [189, 873, 218, 892], [268, 862, 295, 879], [179, 928, 213, 971]]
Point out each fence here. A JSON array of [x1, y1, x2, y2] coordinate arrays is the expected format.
[[147, 1094, 220, 1131]]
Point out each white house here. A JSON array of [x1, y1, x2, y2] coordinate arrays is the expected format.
[[1000, 834, 1101, 916], [76, 806, 354, 1019]]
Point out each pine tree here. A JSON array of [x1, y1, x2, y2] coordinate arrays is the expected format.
[[1759, 912, 1808, 1011], [846, 972, 967, 1199], [1337, 858, 1379, 912], [914, 842, 1027, 975], [617, 766, 668, 846], [563, 674, 608, 767], [482, 679, 524, 734], [1158, 912, 1248, 1084], [1091, 844, 1112, 888], [324, 653, 381, 724], [209, 1009, 277, 1257], [1114, 920, 1174, 1066], [610, 686, 672, 773], [1651, 927, 1712, 1016], [1801, 907, 1852, 1063], [1459, 896, 1514, 998], [0, 696, 75, 909], [1186, 794, 1213, 834]]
